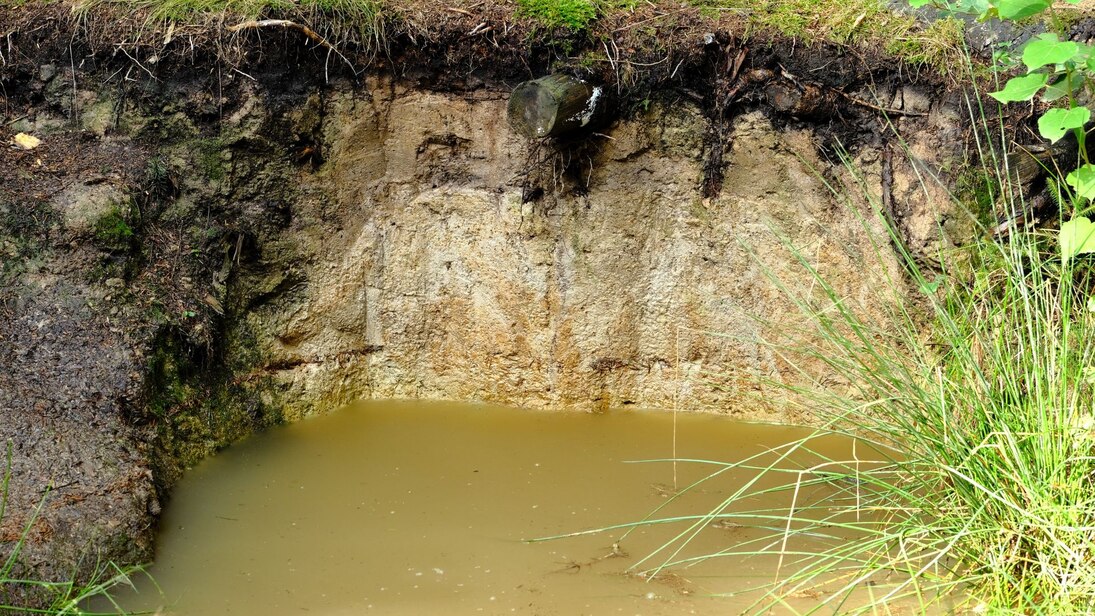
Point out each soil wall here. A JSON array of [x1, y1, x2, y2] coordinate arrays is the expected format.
[[0, 5, 973, 595]]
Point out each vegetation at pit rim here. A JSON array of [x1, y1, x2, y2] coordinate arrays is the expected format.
[[31, 0, 1004, 74], [514, 0, 598, 31], [557, 115, 1095, 613]]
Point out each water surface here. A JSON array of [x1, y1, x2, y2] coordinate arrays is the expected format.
[[106, 401, 885, 615]]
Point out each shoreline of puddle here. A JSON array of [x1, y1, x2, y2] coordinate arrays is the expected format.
[[93, 400, 947, 615]]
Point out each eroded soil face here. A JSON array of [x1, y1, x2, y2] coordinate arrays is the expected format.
[[0, 133, 158, 598], [1, 4, 972, 596]]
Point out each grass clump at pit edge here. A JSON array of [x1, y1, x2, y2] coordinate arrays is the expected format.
[[746, 159, 1095, 613], [543, 88, 1095, 612], [70, 0, 386, 52]]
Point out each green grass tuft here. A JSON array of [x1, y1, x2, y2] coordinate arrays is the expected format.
[[70, 0, 387, 52], [53, 0, 976, 72], [683, 0, 969, 74], [73, 0, 288, 21]]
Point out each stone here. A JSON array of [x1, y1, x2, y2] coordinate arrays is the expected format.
[[508, 74, 604, 139], [9, 118, 33, 133], [80, 99, 116, 137], [38, 64, 57, 82], [900, 86, 932, 114], [51, 182, 127, 238]]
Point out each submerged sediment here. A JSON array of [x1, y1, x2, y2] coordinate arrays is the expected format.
[[1, 0, 984, 597]]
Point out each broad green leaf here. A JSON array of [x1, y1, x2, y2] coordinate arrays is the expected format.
[[1022, 34, 1079, 70], [1044, 73, 1083, 102], [907, 0, 933, 5], [919, 275, 943, 295], [1066, 164, 1095, 200], [1038, 106, 1090, 142], [1060, 216, 1095, 262], [995, 0, 1051, 20], [1075, 42, 1094, 62], [952, 0, 992, 13], [989, 73, 1048, 103]]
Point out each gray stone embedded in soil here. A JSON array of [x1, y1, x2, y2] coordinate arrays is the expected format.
[[9, 118, 33, 133], [899, 86, 933, 115], [38, 64, 57, 83], [81, 99, 117, 137], [507, 74, 605, 139], [52, 182, 126, 238]]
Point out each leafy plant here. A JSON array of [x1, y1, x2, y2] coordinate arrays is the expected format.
[[911, 0, 1095, 263], [1062, 214, 1095, 262]]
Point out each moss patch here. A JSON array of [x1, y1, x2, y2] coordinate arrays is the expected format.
[[146, 329, 284, 490], [516, 0, 598, 31], [192, 137, 228, 183], [92, 202, 136, 252]]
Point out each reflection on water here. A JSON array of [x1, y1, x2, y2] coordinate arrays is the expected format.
[[100, 401, 902, 615]]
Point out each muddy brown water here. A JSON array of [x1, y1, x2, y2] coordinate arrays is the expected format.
[[99, 401, 931, 615]]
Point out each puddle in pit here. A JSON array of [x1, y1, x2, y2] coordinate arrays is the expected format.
[[99, 401, 940, 615]]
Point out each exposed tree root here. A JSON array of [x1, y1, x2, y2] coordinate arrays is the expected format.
[[227, 19, 356, 75]]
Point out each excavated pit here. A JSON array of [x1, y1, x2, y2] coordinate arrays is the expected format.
[[0, 4, 983, 601]]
